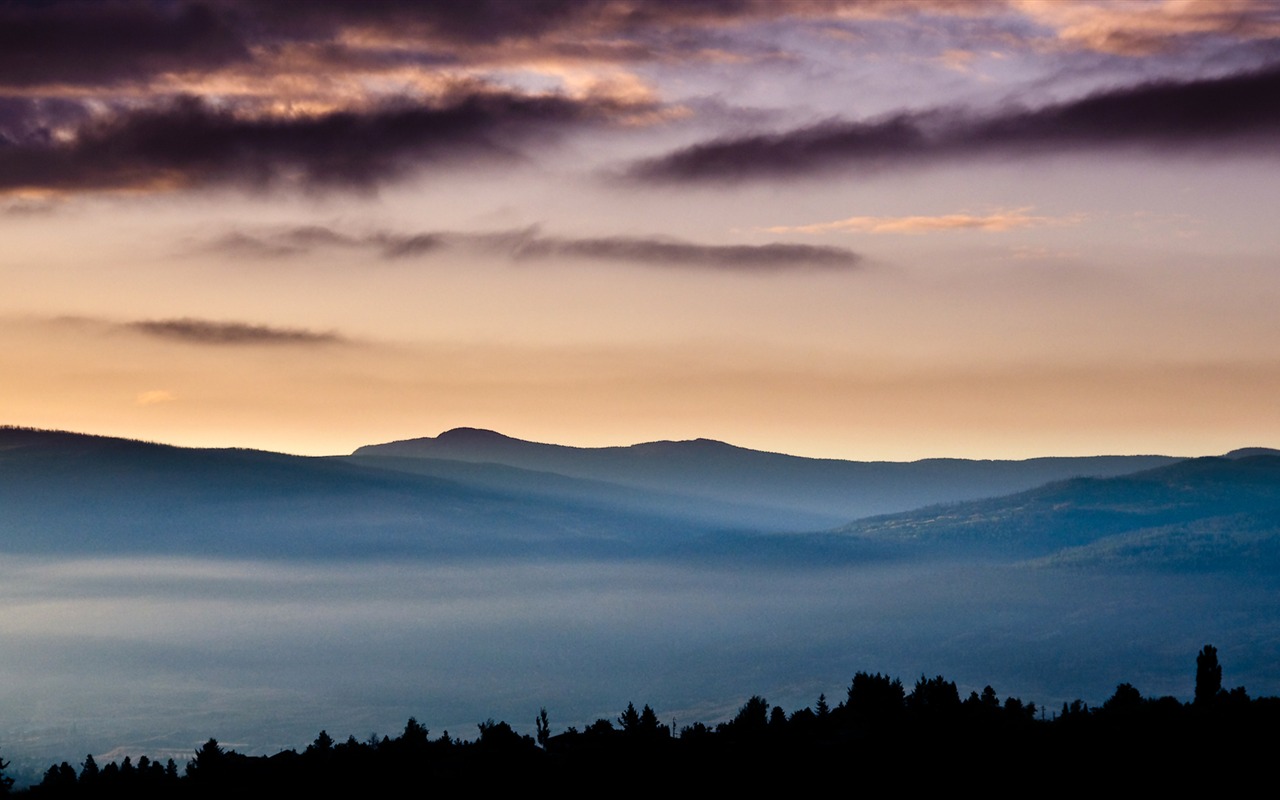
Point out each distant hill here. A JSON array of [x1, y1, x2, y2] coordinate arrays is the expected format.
[[8, 426, 1274, 568], [836, 455, 1280, 568], [353, 427, 1182, 528], [0, 427, 725, 559], [1224, 447, 1280, 459]]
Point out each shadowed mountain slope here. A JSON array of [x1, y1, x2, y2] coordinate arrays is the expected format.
[[344, 453, 822, 532], [354, 427, 1181, 527], [837, 455, 1280, 566], [0, 427, 730, 559]]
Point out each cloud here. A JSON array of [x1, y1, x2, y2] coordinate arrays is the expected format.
[[3, 1, 1275, 101], [0, 1, 922, 94], [375, 232, 449, 259], [504, 233, 860, 272], [204, 227, 372, 258], [135, 390, 177, 406], [11, 2, 1276, 196], [1014, 0, 1280, 56], [201, 225, 863, 273], [0, 89, 637, 195], [1, 197, 62, 216], [765, 208, 1081, 234], [201, 226, 447, 260], [631, 64, 1280, 181], [126, 319, 343, 346], [938, 49, 979, 72], [0, 2, 249, 89]]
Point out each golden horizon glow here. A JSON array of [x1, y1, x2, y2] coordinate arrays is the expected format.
[[3, 2, 1279, 464]]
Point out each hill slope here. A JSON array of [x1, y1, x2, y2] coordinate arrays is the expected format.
[[0, 428, 725, 559], [836, 455, 1280, 567], [354, 428, 1180, 527]]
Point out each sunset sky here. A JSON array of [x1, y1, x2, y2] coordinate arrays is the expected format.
[[3, 0, 1279, 460]]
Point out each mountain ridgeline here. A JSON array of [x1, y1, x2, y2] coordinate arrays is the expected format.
[[837, 452, 1280, 565], [353, 427, 1180, 528], [4, 425, 1278, 570]]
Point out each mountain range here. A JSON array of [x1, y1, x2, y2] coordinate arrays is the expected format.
[[4, 424, 1280, 774], [4, 425, 1278, 569], [354, 427, 1180, 528], [837, 451, 1280, 567]]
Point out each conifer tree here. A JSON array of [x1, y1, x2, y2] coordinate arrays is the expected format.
[[1196, 645, 1223, 706]]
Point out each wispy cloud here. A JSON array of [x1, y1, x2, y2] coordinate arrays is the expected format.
[[126, 319, 343, 346], [1015, 0, 1280, 56], [204, 227, 376, 259], [200, 225, 863, 273], [135, 390, 176, 406], [504, 233, 860, 271], [0, 197, 62, 216], [201, 226, 469, 261], [631, 64, 1280, 182], [765, 208, 1081, 235]]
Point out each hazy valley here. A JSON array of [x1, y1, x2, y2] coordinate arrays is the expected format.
[[2, 426, 1278, 783]]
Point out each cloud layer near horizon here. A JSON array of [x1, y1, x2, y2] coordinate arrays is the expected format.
[[203, 225, 863, 272], [42, 316, 345, 347], [128, 318, 343, 346], [764, 208, 1079, 235]]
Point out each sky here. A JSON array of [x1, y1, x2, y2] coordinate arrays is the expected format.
[[3, 0, 1280, 460]]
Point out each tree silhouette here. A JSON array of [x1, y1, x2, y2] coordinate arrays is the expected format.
[[638, 704, 662, 735], [1102, 683, 1144, 716], [307, 730, 335, 755], [845, 671, 905, 724], [1195, 645, 1222, 706], [729, 695, 770, 737], [38, 761, 78, 792], [618, 702, 641, 733], [907, 674, 961, 716], [768, 705, 788, 731], [80, 754, 99, 785], [401, 717, 429, 747], [20, 643, 1280, 792], [536, 707, 551, 748]]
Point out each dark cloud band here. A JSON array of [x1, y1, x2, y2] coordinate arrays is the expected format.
[[0, 2, 248, 88], [0, 0, 856, 90], [0, 90, 625, 194], [632, 64, 1280, 181], [506, 234, 860, 271], [127, 319, 342, 346]]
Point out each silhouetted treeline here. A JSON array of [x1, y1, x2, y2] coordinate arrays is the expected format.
[[12, 646, 1277, 794]]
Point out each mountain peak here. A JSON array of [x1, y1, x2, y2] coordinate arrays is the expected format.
[[630, 437, 744, 454], [435, 427, 518, 444], [1223, 447, 1280, 459]]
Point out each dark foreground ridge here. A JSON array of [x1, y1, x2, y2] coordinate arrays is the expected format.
[[10, 646, 1276, 795]]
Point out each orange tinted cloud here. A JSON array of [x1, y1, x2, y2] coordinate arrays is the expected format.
[[1015, 0, 1280, 55], [135, 390, 176, 406], [765, 208, 1080, 234]]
